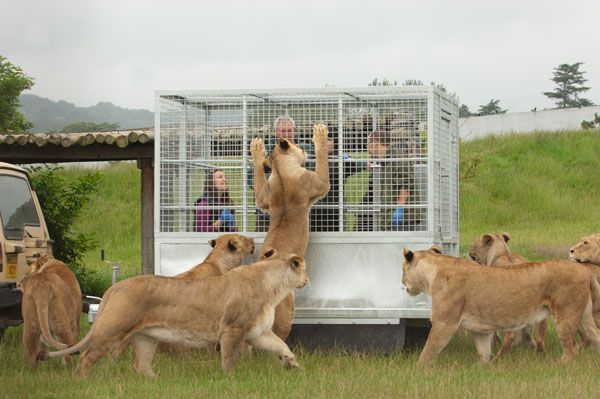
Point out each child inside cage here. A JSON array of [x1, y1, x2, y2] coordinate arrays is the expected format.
[[195, 169, 238, 232]]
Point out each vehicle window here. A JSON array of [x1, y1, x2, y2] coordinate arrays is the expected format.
[[0, 175, 40, 240]]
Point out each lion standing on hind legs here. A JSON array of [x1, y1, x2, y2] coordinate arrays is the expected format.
[[250, 123, 330, 340]]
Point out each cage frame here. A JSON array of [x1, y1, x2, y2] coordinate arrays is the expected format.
[[154, 86, 459, 327]]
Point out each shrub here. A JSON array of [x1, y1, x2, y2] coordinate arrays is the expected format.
[[26, 164, 103, 294]]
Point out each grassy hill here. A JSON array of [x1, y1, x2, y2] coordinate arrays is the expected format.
[[459, 129, 600, 260], [59, 129, 600, 293]]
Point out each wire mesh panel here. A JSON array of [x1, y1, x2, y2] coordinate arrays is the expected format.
[[155, 87, 459, 324], [156, 88, 447, 236]]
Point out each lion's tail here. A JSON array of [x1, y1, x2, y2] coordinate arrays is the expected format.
[[34, 287, 71, 350], [37, 285, 115, 361]]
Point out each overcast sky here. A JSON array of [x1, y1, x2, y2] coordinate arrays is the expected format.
[[2, 0, 599, 113]]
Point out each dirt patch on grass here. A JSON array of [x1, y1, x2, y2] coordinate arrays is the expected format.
[[533, 245, 571, 260]]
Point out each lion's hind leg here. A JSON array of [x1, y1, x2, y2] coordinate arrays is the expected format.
[[22, 320, 41, 368], [130, 334, 158, 377], [554, 307, 582, 362], [494, 330, 515, 360], [535, 319, 548, 353], [578, 301, 600, 357], [472, 332, 494, 363], [246, 330, 299, 369]]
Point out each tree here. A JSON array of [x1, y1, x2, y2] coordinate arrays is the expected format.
[[459, 104, 472, 118], [61, 121, 120, 132], [543, 62, 593, 108], [26, 165, 103, 293], [0, 56, 34, 132], [368, 78, 398, 86], [477, 99, 507, 115]]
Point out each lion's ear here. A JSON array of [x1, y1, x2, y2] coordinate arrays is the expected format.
[[208, 239, 217, 248], [279, 138, 290, 150], [502, 233, 511, 243], [228, 240, 237, 252], [263, 248, 275, 258], [289, 255, 304, 270], [429, 245, 442, 254], [482, 234, 493, 246], [403, 248, 414, 262]]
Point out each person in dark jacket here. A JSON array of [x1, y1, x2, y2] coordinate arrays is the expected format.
[[195, 169, 237, 232]]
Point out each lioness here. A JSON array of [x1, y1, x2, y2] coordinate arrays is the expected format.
[[402, 248, 600, 365], [21, 256, 82, 367], [569, 233, 600, 334], [570, 233, 600, 265], [110, 234, 255, 358], [469, 233, 546, 357], [38, 249, 308, 378], [250, 123, 330, 340]]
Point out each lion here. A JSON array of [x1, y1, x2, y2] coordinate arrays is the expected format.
[[569, 233, 600, 339], [20, 256, 82, 368], [38, 249, 308, 378], [402, 248, 600, 366], [570, 234, 600, 265], [469, 233, 546, 357], [250, 123, 330, 340], [110, 234, 255, 358]]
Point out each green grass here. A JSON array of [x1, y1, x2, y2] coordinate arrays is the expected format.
[[3, 129, 600, 397], [459, 129, 600, 259], [2, 316, 600, 398]]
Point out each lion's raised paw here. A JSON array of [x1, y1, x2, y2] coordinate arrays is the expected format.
[[250, 137, 266, 159], [312, 124, 328, 145]]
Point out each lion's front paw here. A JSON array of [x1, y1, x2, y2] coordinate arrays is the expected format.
[[250, 137, 266, 160], [280, 354, 299, 369], [312, 124, 328, 147]]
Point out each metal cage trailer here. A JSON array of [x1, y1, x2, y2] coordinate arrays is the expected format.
[[154, 87, 459, 350]]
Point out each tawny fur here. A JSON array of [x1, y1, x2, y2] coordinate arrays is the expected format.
[[570, 234, 600, 265], [469, 233, 545, 357], [250, 124, 330, 340], [38, 249, 308, 378], [20, 256, 82, 368], [110, 234, 256, 358], [402, 249, 600, 366]]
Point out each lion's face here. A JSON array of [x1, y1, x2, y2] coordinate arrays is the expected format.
[[570, 234, 600, 265], [209, 234, 255, 256], [289, 255, 308, 289], [402, 249, 422, 296], [267, 138, 307, 167]]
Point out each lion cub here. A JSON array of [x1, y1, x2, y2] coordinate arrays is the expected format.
[[402, 248, 600, 366], [469, 233, 546, 357], [250, 124, 330, 340], [39, 249, 308, 378], [21, 256, 82, 368]]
